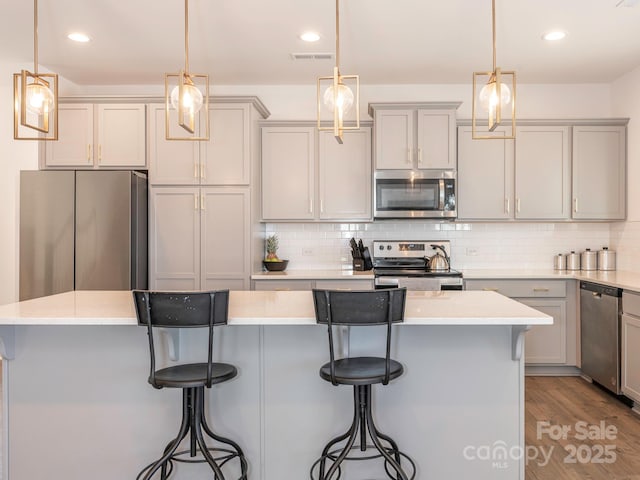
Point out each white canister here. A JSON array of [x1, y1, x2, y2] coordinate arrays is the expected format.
[[566, 251, 581, 271], [598, 247, 616, 271], [581, 248, 598, 271], [553, 254, 566, 270]]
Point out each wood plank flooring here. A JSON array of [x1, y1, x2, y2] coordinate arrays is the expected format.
[[526, 376, 640, 480]]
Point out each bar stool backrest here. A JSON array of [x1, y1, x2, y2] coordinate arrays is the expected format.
[[312, 288, 407, 385], [132, 290, 229, 388]]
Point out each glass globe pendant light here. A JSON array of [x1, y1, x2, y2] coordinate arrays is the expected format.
[[472, 0, 516, 139], [317, 0, 360, 144], [13, 0, 59, 140], [165, 0, 210, 141]]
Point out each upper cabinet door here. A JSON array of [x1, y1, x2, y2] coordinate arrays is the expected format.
[[515, 126, 570, 220], [572, 126, 626, 220], [457, 126, 514, 220], [44, 104, 94, 167], [148, 104, 199, 185], [261, 126, 316, 220], [416, 109, 456, 170], [201, 104, 250, 185], [374, 110, 414, 170], [318, 128, 372, 220], [97, 104, 146, 168]]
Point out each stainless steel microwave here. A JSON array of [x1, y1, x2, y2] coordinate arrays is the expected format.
[[374, 170, 456, 219]]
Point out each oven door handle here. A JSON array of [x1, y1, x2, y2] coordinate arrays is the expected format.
[[439, 179, 445, 210], [375, 277, 400, 287]]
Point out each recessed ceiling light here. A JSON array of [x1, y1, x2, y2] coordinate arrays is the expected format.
[[542, 30, 567, 41], [67, 32, 91, 43], [300, 32, 321, 42]]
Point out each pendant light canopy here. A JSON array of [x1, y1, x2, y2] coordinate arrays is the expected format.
[[165, 0, 210, 141], [317, 0, 360, 144], [472, 0, 516, 140], [14, 0, 58, 141]]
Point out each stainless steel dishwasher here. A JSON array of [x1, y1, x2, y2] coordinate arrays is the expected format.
[[580, 281, 623, 394]]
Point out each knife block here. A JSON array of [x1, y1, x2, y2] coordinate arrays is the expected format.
[[352, 258, 365, 271]]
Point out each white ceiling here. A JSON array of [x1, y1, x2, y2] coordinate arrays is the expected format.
[[2, 0, 640, 86]]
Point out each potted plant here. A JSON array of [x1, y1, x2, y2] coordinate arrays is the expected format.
[[263, 234, 288, 271]]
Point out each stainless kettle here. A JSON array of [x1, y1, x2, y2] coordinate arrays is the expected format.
[[428, 244, 450, 271]]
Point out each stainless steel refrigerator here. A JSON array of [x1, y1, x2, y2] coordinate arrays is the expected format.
[[20, 170, 148, 301]]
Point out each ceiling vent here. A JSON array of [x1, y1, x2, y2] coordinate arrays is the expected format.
[[290, 53, 334, 61], [616, 0, 639, 7]]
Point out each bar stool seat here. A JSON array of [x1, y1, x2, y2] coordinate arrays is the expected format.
[[153, 363, 238, 389], [319, 357, 404, 386]]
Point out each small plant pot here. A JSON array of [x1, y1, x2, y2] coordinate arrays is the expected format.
[[262, 260, 289, 272]]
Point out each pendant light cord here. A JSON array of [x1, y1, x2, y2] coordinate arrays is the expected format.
[[335, 0, 340, 74], [184, 0, 190, 73], [33, 0, 38, 74], [491, 0, 496, 72]]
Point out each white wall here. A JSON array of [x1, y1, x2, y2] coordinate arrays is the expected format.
[[611, 64, 640, 271], [0, 62, 38, 304]]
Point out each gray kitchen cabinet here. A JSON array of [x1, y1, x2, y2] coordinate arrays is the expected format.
[[572, 125, 626, 220], [149, 186, 250, 291], [261, 124, 372, 221], [465, 279, 575, 367], [515, 126, 571, 219], [457, 125, 570, 220], [149, 102, 251, 186], [370, 103, 458, 170], [44, 103, 146, 169], [457, 126, 514, 220], [621, 292, 640, 405], [253, 279, 373, 291]]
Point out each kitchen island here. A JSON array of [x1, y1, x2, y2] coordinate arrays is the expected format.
[[0, 290, 550, 480]]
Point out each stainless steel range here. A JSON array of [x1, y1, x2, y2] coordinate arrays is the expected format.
[[373, 240, 463, 291]]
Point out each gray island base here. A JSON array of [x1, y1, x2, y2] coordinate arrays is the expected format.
[[0, 290, 550, 480]]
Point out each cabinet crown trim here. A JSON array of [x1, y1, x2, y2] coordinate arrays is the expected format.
[[368, 101, 462, 116], [457, 118, 629, 127]]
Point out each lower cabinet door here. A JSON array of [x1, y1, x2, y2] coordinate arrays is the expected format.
[[621, 313, 640, 403], [519, 299, 567, 364]]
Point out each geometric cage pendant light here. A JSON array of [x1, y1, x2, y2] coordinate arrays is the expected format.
[[317, 0, 360, 144], [165, 0, 210, 141], [472, 0, 516, 140], [13, 0, 59, 141]]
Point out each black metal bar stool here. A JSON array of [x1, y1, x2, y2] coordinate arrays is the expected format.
[[132, 290, 248, 480], [310, 288, 416, 480]]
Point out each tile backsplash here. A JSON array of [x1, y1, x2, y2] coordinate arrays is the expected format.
[[265, 222, 613, 271], [611, 221, 640, 272]]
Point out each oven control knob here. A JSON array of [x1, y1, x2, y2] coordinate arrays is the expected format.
[[387, 245, 392, 250], [379, 245, 384, 250]]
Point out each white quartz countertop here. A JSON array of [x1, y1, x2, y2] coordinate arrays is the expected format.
[[251, 269, 374, 280], [0, 290, 551, 326], [462, 269, 640, 291]]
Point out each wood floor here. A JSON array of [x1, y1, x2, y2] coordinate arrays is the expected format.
[[526, 376, 640, 480]]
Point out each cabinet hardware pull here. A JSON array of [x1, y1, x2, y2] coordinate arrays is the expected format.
[[194, 162, 198, 178], [309, 198, 313, 214], [482, 288, 499, 292], [320, 199, 324, 213], [201, 193, 205, 210], [194, 193, 198, 210], [407, 148, 412, 164], [417, 148, 423, 164], [533, 288, 550, 293], [516, 198, 521, 213], [505, 198, 510, 214], [98, 145, 102, 162], [87, 144, 91, 162], [200, 163, 205, 179], [573, 198, 578, 213]]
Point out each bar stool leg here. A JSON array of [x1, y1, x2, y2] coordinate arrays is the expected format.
[[197, 388, 249, 479], [139, 388, 192, 480], [193, 387, 227, 480]]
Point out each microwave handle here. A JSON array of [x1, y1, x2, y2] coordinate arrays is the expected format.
[[439, 179, 445, 210]]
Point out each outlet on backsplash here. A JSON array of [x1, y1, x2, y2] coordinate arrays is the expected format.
[[466, 248, 479, 256], [302, 248, 314, 256]]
